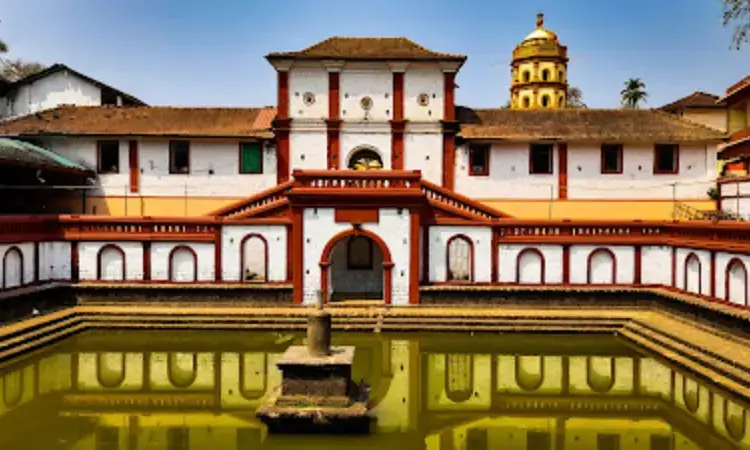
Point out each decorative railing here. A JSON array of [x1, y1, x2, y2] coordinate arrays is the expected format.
[[421, 180, 506, 220], [292, 170, 422, 189], [209, 181, 294, 218]]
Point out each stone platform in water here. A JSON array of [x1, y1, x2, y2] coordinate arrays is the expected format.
[[256, 345, 372, 434]]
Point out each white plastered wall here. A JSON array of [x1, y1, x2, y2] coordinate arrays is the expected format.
[[150, 243, 215, 282], [674, 248, 710, 296], [497, 244, 563, 283], [221, 225, 288, 282], [77, 242, 144, 281], [427, 226, 492, 283], [569, 245, 635, 284]]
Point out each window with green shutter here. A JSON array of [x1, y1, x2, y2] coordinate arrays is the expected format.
[[240, 142, 262, 174]]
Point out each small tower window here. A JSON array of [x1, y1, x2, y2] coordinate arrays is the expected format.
[[523, 97, 530, 108], [523, 71, 530, 83], [542, 69, 549, 81], [558, 70, 564, 81], [541, 95, 550, 108], [559, 96, 565, 107]]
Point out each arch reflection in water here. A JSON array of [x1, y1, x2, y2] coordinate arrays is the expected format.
[[0, 332, 748, 449]]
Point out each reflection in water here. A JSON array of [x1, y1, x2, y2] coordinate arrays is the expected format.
[[0, 331, 748, 449]]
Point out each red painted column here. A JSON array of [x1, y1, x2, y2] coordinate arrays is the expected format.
[[558, 143, 568, 200], [326, 71, 341, 169], [491, 230, 499, 283], [409, 209, 420, 304], [286, 224, 292, 282], [143, 242, 151, 281], [128, 140, 139, 194], [710, 250, 716, 297], [214, 222, 222, 282], [671, 246, 677, 287], [33, 241, 39, 283], [634, 245, 642, 285], [291, 207, 304, 304], [442, 71, 457, 190], [70, 241, 79, 282], [562, 245, 570, 284], [276, 70, 291, 183], [391, 71, 405, 170], [422, 224, 430, 283]]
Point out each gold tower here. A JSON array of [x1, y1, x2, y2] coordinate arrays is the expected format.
[[510, 13, 569, 109]]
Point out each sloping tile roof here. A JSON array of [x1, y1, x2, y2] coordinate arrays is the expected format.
[[457, 107, 727, 142], [659, 91, 723, 112], [267, 37, 466, 62], [0, 137, 92, 173], [0, 106, 276, 139], [721, 75, 750, 105], [0, 63, 147, 106]]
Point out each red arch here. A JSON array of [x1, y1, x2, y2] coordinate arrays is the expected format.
[[515, 247, 546, 284], [96, 244, 126, 281], [2, 246, 24, 288], [239, 234, 269, 282], [168, 245, 198, 282], [319, 228, 394, 305], [683, 252, 702, 294], [725, 257, 749, 306], [586, 248, 617, 284], [446, 234, 474, 282]]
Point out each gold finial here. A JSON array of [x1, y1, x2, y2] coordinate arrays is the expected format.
[[536, 12, 544, 28]]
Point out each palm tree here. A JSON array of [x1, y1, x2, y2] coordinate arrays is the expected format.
[[621, 78, 648, 109], [566, 85, 587, 108]]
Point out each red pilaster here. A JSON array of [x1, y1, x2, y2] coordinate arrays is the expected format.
[[558, 143, 568, 200], [409, 209, 420, 304], [422, 224, 430, 283], [491, 230, 499, 283], [634, 245, 642, 285], [710, 250, 716, 297], [562, 245, 570, 284], [128, 140, 139, 193], [276, 71, 291, 183], [391, 71, 405, 170], [671, 246, 677, 287], [214, 222, 222, 282], [286, 224, 293, 282], [291, 207, 304, 304], [143, 242, 151, 281], [327, 72, 341, 169], [71, 241, 79, 282], [442, 72, 457, 190], [33, 241, 39, 283]]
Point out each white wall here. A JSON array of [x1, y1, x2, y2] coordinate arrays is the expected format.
[[454, 143, 715, 200], [454, 143, 559, 199], [2, 70, 101, 118], [403, 65, 444, 122], [0, 243, 35, 288], [288, 67, 328, 120], [39, 242, 71, 281], [427, 226, 492, 283], [497, 244, 563, 283], [569, 245, 635, 284], [45, 137, 277, 198], [77, 242, 144, 281], [290, 126, 327, 171], [567, 144, 714, 199], [404, 125, 442, 184], [221, 225, 287, 282], [150, 243, 214, 282], [340, 69, 392, 122], [641, 246, 671, 285], [302, 208, 412, 306]]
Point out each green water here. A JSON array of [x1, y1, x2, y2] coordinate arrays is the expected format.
[[0, 330, 747, 450]]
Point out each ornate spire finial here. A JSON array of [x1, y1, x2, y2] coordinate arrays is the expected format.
[[536, 12, 544, 28]]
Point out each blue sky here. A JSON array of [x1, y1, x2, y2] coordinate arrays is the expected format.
[[0, 0, 747, 108]]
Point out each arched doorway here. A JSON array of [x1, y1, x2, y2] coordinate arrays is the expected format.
[[240, 234, 268, 282], [320, 229, 393, 304], [347, 148, 383, 170]]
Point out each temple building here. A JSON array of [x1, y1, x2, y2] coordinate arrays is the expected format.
[[0, 14, 747, 308]]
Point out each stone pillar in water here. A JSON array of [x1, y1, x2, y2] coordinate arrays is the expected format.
[[307, 290, 331, 357]]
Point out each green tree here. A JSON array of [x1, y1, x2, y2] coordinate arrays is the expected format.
[[566, 85, 587, 108], [0, 58, 45, 82], [722, 0, 750, 49], [620, 78, 648, 109]]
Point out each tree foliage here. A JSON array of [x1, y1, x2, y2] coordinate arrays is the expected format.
[[566, 85, 587, 108], [0, 58, 45, 82], [722, 0, 750, 49], [620, 78, 648, 109]]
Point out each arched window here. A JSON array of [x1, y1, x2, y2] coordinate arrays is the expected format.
[[522, 97, 530, 108], [522, 71, 530, 83], [559, 96, 565, 107], [2, 246, 23, 288], [240, 234, 268, 282], [726, 258, 748, 306], [683, 253, 702, 294], [447, 235, 473, 282], [97, 244, 126, 281], [541, 95, 550, 108], [541, 69, 549, 81], [348, 148, 383, 170], [558, 70, 564, 81], [587, 248, 616, 284], [516, 248, 545, 284], [169, 246, 197, 282]]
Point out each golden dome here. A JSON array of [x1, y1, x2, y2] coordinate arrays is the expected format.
[[520, 13, 558, 45]]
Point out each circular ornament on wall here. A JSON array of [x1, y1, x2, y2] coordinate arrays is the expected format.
[[302, 92, 316, 106], [417, 93, 430, 107], [360, 96, 373, 111]]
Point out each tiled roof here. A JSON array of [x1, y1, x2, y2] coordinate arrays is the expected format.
[[0, 106, 276, 139], [266, 37, 466, 62], [0, 137, 91, 173], [659, 91, 723, 112], [457, 107, 727, 142], [721, 75, 750, 105], [0, 64, 147, 106]]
